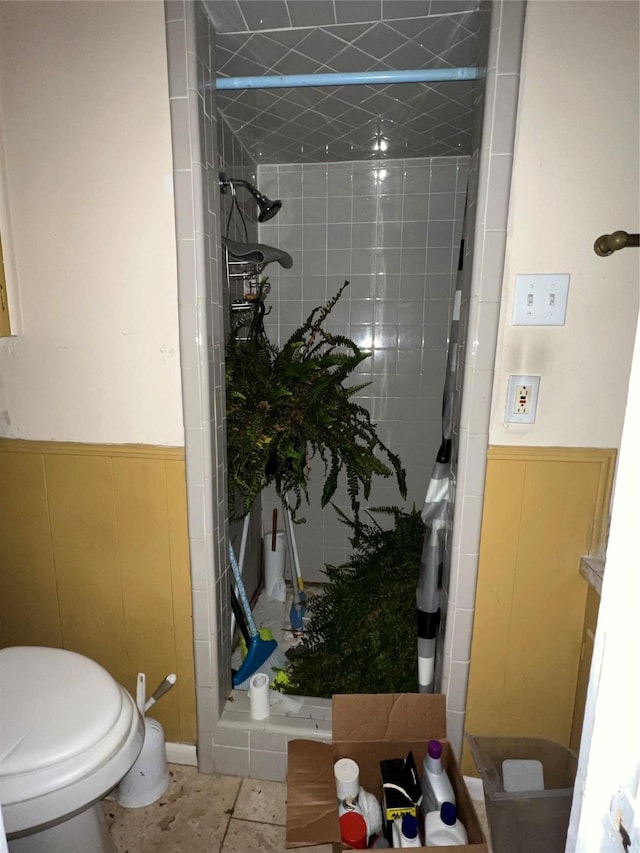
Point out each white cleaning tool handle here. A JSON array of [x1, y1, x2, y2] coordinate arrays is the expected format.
[[230, 513, 251, 637], [229, 542, 259, 636], [285, 498, 304, 591], [136, 672, 146, 715], [144, 673, 177, 712]]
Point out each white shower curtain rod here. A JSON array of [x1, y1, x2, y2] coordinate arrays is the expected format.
[[215, 67, 480, 90]]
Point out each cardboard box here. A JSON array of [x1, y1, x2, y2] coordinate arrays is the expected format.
[[286, 694, 487, 851]]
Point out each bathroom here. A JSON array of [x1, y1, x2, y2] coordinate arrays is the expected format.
[[0, 1, 638, 851]]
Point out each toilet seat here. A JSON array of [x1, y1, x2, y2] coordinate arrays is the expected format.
[[0, 646, 144, 835]]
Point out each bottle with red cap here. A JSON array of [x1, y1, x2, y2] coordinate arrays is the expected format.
[[339, 798, 368, 849], [335, 758, 368, 848]]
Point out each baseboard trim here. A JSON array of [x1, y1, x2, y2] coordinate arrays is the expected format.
[[166, 742, 198, 767]]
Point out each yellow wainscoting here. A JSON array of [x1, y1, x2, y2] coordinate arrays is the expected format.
[[462, 446, 615, 776], [0, 439, 196, 744]]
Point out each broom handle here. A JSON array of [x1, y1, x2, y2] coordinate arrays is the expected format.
[[238, 512, 250, 576], [230, 586, 251, 647], [271, 508, 277, 552], [285, 497, 304, 592], [230, 513, 251, 638], [229, 542, 258, 638], [281, 500, 300, 606]]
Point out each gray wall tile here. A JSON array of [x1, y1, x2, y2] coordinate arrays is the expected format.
[[214, 745, 250, 777], [249, 749, 288, 782], [257, 156, 468, 582]]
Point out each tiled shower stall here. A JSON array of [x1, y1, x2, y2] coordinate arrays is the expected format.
[[258, 157, 469, 580], [164, 0, 525, 775]]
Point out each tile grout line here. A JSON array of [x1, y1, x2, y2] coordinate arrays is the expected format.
[[218, 776, 244, 851], [229, 815, 287, 828]]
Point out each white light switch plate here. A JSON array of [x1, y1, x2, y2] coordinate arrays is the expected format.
[[513, 274, 570, 325]]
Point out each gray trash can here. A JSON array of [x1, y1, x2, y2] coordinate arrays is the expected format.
[[467, 735, 578, 853]]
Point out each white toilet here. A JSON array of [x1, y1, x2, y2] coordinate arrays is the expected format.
[[0, 646, 144, 853]]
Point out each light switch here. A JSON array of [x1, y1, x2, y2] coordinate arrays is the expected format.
[[513, 274, 570, 325]]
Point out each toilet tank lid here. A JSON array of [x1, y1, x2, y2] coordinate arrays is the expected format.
[[0, 646, 129, 778]]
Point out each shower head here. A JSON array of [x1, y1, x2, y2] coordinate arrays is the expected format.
[[219, 173, 282, 222], [246, 183, 282, 222]]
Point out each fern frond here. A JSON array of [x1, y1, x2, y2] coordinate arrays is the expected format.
[[225, 281, 407, 523]]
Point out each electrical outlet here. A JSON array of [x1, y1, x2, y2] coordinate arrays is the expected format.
[[514, 384, 532, 415], [505, 375, 540, 424]]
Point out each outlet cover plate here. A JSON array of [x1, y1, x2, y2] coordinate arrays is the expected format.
[[513, 274, 570, 325], [505, 375, 540, 424]]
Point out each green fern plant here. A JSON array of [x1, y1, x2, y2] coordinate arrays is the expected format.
[[225, 281, 407, 521], [283, 506, 426, 697]]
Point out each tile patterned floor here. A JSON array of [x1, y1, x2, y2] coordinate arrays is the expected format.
[[103, 764, 492, 852], [103, 765, 331, 851]]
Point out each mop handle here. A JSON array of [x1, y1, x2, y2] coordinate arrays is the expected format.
[[229, 542, 258, 637], [285, 496, 304, 592], [271, 508, 277, 551], [281, 504, 300, 607], [230, 513, 251, 639]]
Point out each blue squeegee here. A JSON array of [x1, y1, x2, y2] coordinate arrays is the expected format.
[[229, 542, 288, 689]]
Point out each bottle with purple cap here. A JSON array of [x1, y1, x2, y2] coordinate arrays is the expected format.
[[421, 739, 456, 815]]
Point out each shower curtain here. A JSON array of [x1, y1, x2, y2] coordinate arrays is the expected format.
[[417, 235, 465, 693]]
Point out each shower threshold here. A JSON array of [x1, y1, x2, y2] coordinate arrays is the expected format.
[[215, 582, 331, 782]]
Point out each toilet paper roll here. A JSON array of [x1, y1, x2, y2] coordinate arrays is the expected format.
[[334, 757, 360, 801], [248, 672, 270, 720]]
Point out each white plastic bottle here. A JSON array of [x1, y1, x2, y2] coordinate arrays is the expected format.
[[391, 813, 422, 848], [421, 739, 455, 814], [424, 802, 468, 846]]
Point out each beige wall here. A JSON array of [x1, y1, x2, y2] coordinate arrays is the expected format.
[[490, 0, 640, 448], [0, 0, 183, 446]]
